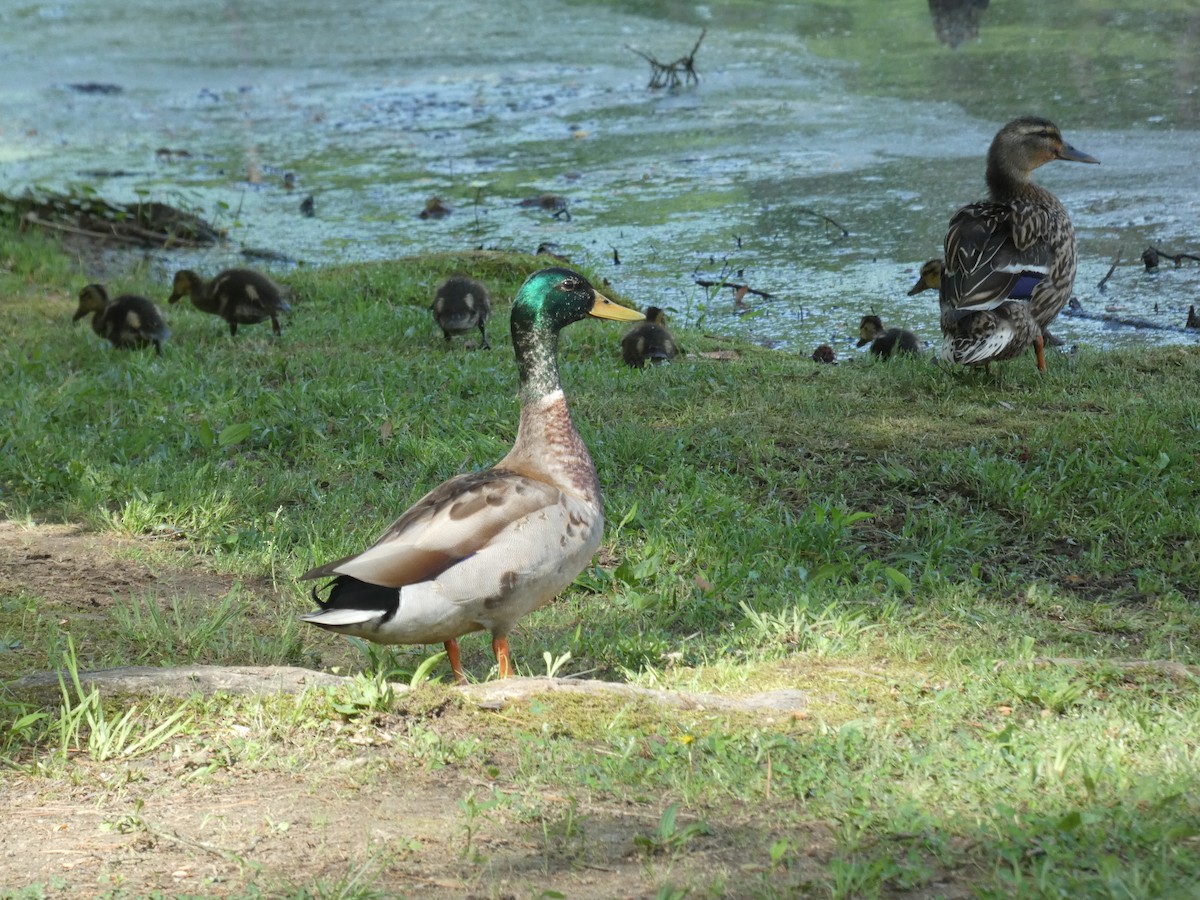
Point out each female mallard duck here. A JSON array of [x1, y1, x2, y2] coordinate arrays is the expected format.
[[73, 284, 169, 354], [938, 117, 1098, 370], [431, 276, 491, 349], [301, 268, 643, 683], [621, 305, 679, 368], [909, 257, 1065, 346], [857, 315, 919, 360], [167, 268, 291, 336]]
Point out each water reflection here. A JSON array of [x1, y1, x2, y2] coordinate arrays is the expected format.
[[0, 0, 1197, 353], [928, 0, 989, 49]]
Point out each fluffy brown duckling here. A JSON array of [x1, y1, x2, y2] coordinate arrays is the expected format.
[[907, 259, 944, 297], [73, 284, 169, 354], [431, 276, 491, 349], [857, 315, 920, 360], [168, 268, 291, 336], [621, 306, 679, 368]]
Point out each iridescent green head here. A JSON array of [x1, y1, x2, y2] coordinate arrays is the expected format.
[[510, 267, 642, 397], [510, 267, 641, 336]]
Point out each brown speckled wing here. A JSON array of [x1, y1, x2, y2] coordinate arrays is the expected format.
[[301, 467, 563, 588], [944, 200, 1053, 311]]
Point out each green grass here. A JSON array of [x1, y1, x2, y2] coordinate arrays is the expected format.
[[1, 218, 1199, 897]]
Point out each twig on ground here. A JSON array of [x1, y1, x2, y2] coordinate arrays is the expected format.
[[995, 656, 1199, 682]]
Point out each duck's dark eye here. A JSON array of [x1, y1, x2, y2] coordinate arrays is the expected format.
[[560, 277, 579, 292]]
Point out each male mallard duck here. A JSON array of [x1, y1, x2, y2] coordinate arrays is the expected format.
[[938, 117, 1098, 370], [72, 284, 169, 354], [621, 305, 679, 368], [856, 315, 919, 360], [167, 268, 291, 336], [431, 276, 491, 349], [301, 268, 643, 683]]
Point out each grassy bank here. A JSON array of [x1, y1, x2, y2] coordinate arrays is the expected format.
[[2, 220, 1198, 898]]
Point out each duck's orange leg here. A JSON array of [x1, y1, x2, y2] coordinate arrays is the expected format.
[[492, 636, 513, 679], [444, 638, 467, 685], [1033, 332, 1047, 372]]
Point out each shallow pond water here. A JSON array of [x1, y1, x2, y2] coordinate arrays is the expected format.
[[2, 0, 1198, 354]]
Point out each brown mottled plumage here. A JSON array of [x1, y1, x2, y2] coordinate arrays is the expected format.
[[909, 257, 1064, 346], [621, 305, 678, 368], [168, 268, 290, 336], [431, 276, 491, 349], [73, 284, 169, 354], [938, 117, 1098, 371], [301, 268, 643, 685]]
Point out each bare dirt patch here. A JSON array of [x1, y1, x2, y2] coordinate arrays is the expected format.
[[0, 519, 272, 619], [0, 521, 836, 897]]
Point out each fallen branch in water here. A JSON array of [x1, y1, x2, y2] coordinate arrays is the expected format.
[[627, 29, 705, 89], [1142, 245, 1200, 269], [694, 277, 773, 300], [1097, 250, 1120, 291], [796, 206, 850, 237], [1061, 304, 1195, 334], [8, 189, 224, 248]]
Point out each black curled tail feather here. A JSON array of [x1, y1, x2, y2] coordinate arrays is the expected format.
[[310, 575, 400, 620]]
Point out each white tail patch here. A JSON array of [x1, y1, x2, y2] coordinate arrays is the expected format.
[[302, 607, 382, 626]]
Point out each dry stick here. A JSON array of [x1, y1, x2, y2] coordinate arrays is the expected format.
[[1097, 250, 1121, 291], [996, 656, 1199, 682], [141, 820, 247, 862], [23, 213, 145, 246], [796, 206, 850, 237], [22, 212, 213, 249], [694, 278, 773, 299]]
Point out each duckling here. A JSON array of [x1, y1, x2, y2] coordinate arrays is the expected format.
[[431, 276, 491, 349], [168, 268, 291, 337], [1187, 305, 1199, 330], [621, 306, 679, 368], [857, 315, 920, 359], [907, 259, 944, 297], [302, 268, 644, 684], [811, 344, 836, 364], [72, 284, 169, 354], [938, 117, 1099, 370]]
